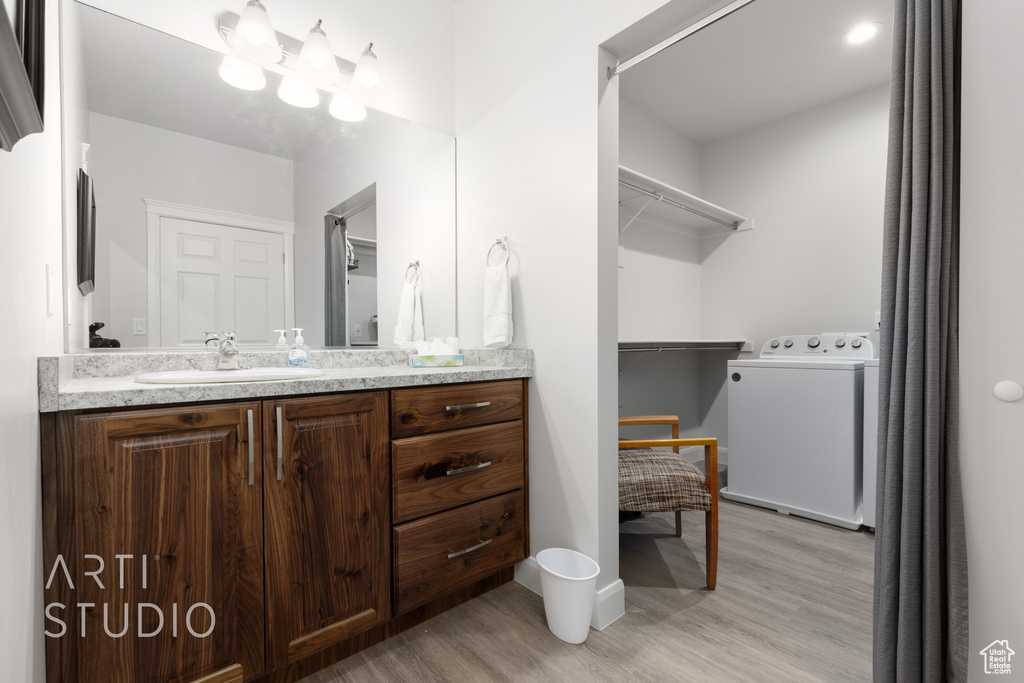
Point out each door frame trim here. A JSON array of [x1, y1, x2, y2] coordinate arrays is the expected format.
[[145, 199, 296, 347]]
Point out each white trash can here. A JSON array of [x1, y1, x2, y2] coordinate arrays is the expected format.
[[537, 547, 600, 644]]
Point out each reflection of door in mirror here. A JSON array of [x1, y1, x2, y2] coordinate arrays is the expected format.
[[158, 218, 285, 347], [145, 200, 295, 349], [325, 185, 378, 347]]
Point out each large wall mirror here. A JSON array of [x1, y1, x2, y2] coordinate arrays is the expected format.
[[61, 1, 457, 351]]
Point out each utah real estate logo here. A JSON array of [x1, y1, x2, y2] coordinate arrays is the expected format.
[[980, 640, 1014, 675]]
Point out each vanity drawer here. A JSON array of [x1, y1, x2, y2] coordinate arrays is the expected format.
[[392, 421, 524, 524], [393, 490, 525, 614], [391, 379, 524, 438]]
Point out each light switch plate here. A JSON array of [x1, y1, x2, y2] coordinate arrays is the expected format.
[[133, 318, 147, 335]]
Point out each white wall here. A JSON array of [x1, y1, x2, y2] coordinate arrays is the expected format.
[[77, 0, 457, 134], [454, 0, 711, 628], [960, 2, 1024, 679], [619, 98, 702, 193], [86, 113, 294, 347], [0, 1, 65, 680]]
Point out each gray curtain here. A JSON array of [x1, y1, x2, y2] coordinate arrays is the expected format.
[[873, 1, 968, 681]]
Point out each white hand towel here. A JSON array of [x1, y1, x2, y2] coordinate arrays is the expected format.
[[483, 264, 513, 348], [412, 283, 425, 342], [393, 281, 416, 344]]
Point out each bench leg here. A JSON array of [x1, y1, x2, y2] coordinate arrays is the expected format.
[[705, 505, 718, 589], [675, 510, 683, 537]]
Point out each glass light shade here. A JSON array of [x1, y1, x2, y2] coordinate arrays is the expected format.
[[843, 22, 882, 45], [329, 92, 367, 122], [231, 0, 282, 64], [353, 44, 383, 89], [297, 21, 340, 86], [277, 76, 320, 108], [218, 54, 266, 90]]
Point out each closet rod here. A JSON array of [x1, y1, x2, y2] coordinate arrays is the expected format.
[[608, 0, 758, 79], [619, 179, 739, 229]]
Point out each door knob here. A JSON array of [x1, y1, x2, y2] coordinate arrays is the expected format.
[[993, 381, 1024, 402]]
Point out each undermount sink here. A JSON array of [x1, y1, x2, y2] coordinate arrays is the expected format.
[[134, 367, 326, 384]]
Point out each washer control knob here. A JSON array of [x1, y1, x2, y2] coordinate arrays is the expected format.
[[851, 339, 863, 349], [770, 340, 780, 349], [835, 338, 846, 348], [807, 337, 821, 349], [783, 339, 794, 348]]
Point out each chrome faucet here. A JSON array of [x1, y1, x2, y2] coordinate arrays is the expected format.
[[204, 331, 240, 370]]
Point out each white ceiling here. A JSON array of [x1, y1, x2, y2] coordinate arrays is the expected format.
[[612, 0, 893, 143]]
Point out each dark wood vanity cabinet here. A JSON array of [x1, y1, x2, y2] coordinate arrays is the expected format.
[[262, 393, 390, 671], [42, 379, 527, 683], [44, 403, 266, 683]]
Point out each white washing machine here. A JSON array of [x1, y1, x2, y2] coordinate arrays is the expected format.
[[862, 358, 879, 529], [722, 334, 875, 530]]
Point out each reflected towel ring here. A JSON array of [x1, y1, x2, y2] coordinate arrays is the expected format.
[[405, 261, 420, 285], [486, 237, 509, 267]]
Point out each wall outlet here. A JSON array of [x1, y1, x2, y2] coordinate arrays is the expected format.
[[133, 318, 147, 335], [354, 323, 362, 338]]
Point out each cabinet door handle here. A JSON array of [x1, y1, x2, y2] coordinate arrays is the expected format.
[[446, 461, 492, 476], [445, 401, 491, 411], [247, 409, 255, 487], [276, 406, 283, 482], [447, 538, 492, 559]]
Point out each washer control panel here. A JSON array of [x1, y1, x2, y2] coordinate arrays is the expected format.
[[759, 334, 875, 359]]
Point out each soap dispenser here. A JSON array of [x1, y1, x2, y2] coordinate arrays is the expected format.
[[288, 328, 311, 367], [274, 329, 289, 350]]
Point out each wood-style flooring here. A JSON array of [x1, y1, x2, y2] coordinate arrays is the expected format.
[[304, 500, 875, 682]]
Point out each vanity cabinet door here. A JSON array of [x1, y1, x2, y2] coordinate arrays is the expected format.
[[69, 403, 264, 683], [262, 392, 390, 671]]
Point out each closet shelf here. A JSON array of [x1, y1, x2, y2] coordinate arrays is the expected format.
[[618, 339, 750, 353], [618, 166, 750, 238]]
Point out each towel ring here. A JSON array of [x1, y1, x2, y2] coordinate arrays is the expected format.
[[486, 238, 509, 267], [405, 261, 420, 285]]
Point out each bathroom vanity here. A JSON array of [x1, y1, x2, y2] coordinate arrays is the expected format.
[[38, 350, 531, 683]]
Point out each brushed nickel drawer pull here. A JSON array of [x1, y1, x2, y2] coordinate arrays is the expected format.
[[446, 461, 492, 476], [448, 538, 492, 559], [445, 401, 491, 411], [247, 409, 255, 487], [276, 406, 283, 481]]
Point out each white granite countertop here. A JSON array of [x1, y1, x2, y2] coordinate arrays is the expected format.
[[39, 349, 532, 412]]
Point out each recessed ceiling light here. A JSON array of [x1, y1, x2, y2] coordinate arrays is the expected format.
[[844, 22, 882, 45]]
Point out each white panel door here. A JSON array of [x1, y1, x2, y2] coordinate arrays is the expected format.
[[159, 217, 285, 346]]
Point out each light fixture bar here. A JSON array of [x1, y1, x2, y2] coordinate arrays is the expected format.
[[218, 11, 358, 91], [608, 0, 758, 79]]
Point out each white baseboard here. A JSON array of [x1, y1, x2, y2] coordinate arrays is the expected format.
[[592, 578, 625, 630], [514, 557, 625, 631], [682, 445, 728, 466]]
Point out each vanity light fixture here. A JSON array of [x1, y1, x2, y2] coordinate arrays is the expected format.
[[297, 20, 341, 86], [353, 43, 384, 89], [843, 22, 882, 45], [230, 0, 282, 64], [217, 6, 382, 121]]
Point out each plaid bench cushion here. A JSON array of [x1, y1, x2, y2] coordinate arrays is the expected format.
[[618, 448, 712, 512]]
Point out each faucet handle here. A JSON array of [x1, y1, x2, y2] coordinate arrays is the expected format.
[[203, 331, 220, 346], [222, 330, 237, 341]]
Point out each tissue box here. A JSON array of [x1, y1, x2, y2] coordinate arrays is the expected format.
[[410, 354, 464, 368]]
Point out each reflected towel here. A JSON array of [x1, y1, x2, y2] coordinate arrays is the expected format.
[[483, 264, 512, 348], [394, 282, 425, 344]]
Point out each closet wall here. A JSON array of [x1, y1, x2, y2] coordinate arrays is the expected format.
[[619, 84, 890, 452]]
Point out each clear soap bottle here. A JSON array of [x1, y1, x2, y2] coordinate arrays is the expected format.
[[288, 328, 311, 367]]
